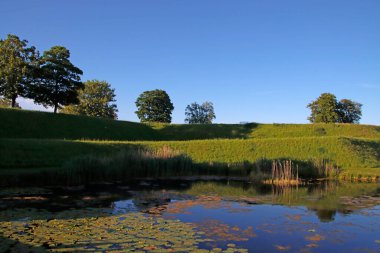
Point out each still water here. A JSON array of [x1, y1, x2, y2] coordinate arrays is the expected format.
[[0, 180, 379, 252]]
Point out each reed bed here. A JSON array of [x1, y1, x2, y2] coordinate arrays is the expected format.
[[262, 160, 301, 185]]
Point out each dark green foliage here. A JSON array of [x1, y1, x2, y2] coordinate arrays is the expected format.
[[30, 46, 83, 113], [307, 93, 362, 124], [135, 89, 174, 123], [185, 101, 216, 124], [337, 99, 362, 123], [62, 80, 118, 119], [307, 93, 340, 123], [0, 34, 38, 107]]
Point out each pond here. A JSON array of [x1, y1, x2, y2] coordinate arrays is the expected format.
[[0, 180, 379, 252]]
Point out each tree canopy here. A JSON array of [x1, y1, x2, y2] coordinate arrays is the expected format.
[[30, 46, 83, 113], [337, 99, 362, 123], [61, 80, 118, 119], [135, 89, 174, 123], [307, 93, 362, 123], [185, 101, 216, 124], [0, 34, 38, 107]]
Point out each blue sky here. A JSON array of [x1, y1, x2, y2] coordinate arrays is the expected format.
[[1, 0, 379, 124]]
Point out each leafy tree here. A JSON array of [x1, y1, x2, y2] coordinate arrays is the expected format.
[[0, 34, 38, 107], [135, 89, 174, 123], [185, 101, 216, 124], [0, 97, 21, 108], [61, 80, 118, 119], [337, 99, 362, 123], [307, 93, 340, 123], [307, 93, 362, 124], [30, 46, 83, 113]]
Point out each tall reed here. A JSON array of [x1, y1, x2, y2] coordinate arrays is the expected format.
[[264, 160, 300, 185]]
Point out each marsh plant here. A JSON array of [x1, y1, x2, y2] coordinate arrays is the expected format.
[[0, 145, 343, 187], [62, 146, 195, 184], [61, 147, 341, 185]]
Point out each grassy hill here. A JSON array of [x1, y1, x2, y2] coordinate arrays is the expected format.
[[0, 108, 379, 183], [1, 137, 379, 170], [2, 108, 380, 140]]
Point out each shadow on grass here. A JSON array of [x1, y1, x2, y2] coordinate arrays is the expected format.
[[1, 109, 259, 141], [346, 138, 380, 164], [156, 123, 258, 140]]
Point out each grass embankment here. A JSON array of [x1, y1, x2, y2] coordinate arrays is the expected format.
[[1, 108, 380, 185], [1, 137, 379, 185], [2, 108, 380, 140], [1, 137, 379, 170]]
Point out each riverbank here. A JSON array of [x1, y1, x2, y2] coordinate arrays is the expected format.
[[1, 108, 379, 185]]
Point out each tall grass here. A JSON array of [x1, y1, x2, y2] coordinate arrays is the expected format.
[[0, 145, 347, 186], [266, 160, 300, 185], [61, 146, 195, 184]]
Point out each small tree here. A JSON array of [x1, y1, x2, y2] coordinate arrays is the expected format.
[[30, 46, 83, 113], [135, 89, 174, 123], [0, 34, 38, 107], [337, 99, 362, 123], [307, 93, 340, 123], [61, 80, 118, 119], [185, 101, 216, 124]]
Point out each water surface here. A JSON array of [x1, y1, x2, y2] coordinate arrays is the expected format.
[[0, 180, 379, 252]]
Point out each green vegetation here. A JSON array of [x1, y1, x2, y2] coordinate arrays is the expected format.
[[0, 34, 38, 108], [307, 93, 362, 123], [135, 89, 174, 123], [1, 108, 379, 185], [0, 108, 159, 140], [61, 80, 118, 119], [0, 209, 249, 252], [2, 109, 380, 140], [185, 101, 216, 124], [30, 46, 83, 113]]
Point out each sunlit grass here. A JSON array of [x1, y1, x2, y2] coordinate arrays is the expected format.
[[1, 108, 379, 182], [1, 108, 380, 141]]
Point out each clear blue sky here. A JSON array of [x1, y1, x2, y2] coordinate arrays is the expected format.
[[1, 0, 379, 124]]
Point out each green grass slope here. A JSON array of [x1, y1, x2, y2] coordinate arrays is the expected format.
[[0, 108, 379, 179], [1, 108, 380, 140], [0, 108, 158, 140], [250, 123, 380, 139], [1, 137, 379, 175]]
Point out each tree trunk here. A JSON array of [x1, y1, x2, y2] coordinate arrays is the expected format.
[[11, 95, 17, 108], [54, 103, 58, 114]]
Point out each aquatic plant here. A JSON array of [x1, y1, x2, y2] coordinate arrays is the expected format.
[[0, 208, 249, 252]]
